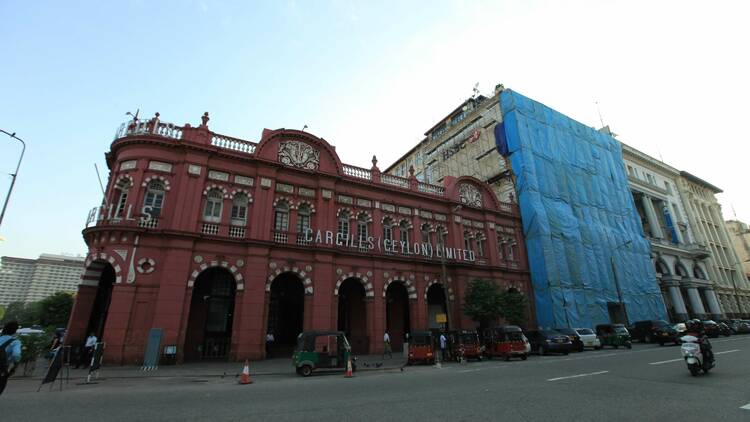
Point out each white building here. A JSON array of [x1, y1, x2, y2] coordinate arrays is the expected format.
[[0, 254, 85, 305], [677, 174, 750, 318], [621, 143, 720, 321]]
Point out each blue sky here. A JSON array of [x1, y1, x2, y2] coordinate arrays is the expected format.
[[1, 0, 749, 259]]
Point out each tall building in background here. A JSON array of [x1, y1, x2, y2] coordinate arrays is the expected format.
[[725, 220, 750, 278], [677, 173, 750, 317], [0, 254, 84, 305]]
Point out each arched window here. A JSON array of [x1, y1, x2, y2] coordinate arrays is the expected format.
[[203, 189, 223, 222], [143, 180, 165, 218], [475, 232, 485, 258], [231, 193, 248, 225], [464, 231, 474, 252], [421, 223, 431, 244], [383, 217, 394, 243], [297, 204, 312, 245], [337, 211, 350, 244], [113, 178, 131, 218], [273, 201, 290, 243], [399, 220, 410, 245], [356, 213, 369, 242]]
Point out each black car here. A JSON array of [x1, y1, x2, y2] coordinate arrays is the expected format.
[[525, 330, 573, 355], [702, 320, 721, 338], [553, 328, 584, 352], [628, 320, 679, 345], [716, 322, 732, 337]]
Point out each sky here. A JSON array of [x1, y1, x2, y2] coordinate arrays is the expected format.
[[1, 0, 749, 259]]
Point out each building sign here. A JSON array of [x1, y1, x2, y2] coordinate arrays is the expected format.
[[436, 313, 447, 323], [302, 229, 476, 262]]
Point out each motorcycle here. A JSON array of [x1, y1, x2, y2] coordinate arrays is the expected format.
[[680, 335, 714, 376]]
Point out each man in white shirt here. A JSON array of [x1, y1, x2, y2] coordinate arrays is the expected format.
[[76, 333, 97, 369], [439, 333, 447, 362], [383, 332, 392, 359]]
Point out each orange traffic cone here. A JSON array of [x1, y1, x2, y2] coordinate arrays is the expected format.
[[239, 360, 253, 385], [345, 358, 353, 378]]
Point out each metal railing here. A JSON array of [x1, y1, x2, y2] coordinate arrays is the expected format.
[[202, 223, 220, 235], [138, 218, 159, 229], [229, 226, 246, 238], [115, 119, 182, 140]]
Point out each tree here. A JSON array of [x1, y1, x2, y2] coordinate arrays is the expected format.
[[35, 292, 74, 328], [463, 279, 504, 328], [1, 301, 35, 326], [500, 289, 529, 326]]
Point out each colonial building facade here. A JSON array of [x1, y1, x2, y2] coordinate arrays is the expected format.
[[66, 113, 531, 364], [621, 143, 719, 321], [725, 220, 750, 279], [677, 173, 750, 318]]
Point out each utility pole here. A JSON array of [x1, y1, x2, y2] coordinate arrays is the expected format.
[[0, 129, 26, 229]]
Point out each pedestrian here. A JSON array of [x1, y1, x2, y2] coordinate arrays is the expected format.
[[265, 332, 275, 358], [383, 331, 392, 359], [76, 332, 97, 369], [1, 321, 22, 396], [439, 332, 447, 362], [47, 331, 63, 362]]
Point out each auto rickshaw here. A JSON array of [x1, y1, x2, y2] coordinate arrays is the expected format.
[[595, 324, 632, 349], [483, 326, 529, 361], [292, 331, 356, 377], [448, 330, 483, 362], [406, 331, 435, 365]]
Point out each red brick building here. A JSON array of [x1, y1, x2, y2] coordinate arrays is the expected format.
[[66, 112, 532, 364]]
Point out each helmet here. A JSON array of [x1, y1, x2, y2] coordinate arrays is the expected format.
[[686, 319, 702, 333]]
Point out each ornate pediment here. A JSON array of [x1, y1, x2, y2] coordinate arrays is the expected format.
[[278, 140, 320, 171], [458, 183, 482, 208]]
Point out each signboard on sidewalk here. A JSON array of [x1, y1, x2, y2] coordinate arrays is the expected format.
[[142, 328, 163, 371]]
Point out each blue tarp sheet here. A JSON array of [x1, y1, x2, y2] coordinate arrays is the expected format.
[[496, 89, 667, 329]]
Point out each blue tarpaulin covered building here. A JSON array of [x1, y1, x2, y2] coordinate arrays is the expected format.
[[495, 89, 667, 329]]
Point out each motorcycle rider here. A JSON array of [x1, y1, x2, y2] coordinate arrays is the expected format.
[[685, 319, 714, 365]]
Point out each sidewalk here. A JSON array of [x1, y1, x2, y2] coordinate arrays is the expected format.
[[17, 354, 408, 381]]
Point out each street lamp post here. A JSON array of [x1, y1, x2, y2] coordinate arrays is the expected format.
[[610, 240, 632, 326], [0, 129, 26, 229]]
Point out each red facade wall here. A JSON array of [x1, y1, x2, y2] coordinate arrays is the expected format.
[[68, 114, 533, 364]]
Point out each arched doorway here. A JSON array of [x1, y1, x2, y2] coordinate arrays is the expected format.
[[427, 283, 448, 331], [338, 278, 368, 354], [185, 268, 237, 361], [386, 282, 410, 352], [267, 273, 305, 356], [86, 263, 116, 339]]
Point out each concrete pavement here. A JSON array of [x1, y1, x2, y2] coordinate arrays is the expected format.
[[2, 336, 749, 421]]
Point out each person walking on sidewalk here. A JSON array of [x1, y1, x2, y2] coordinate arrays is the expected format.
[[1, 321, 22, 396], [383, 331, 392, 359], [439, 332, 447, 362], [76, 332, 97, 369]]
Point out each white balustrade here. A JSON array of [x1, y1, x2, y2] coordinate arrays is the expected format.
[[343, 164, 372, 180], [211, 134, 257, 154], [381, 174, 409, 189]]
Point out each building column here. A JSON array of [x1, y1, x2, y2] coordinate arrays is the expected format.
[[703, 288, 723, 319], [685, 286, 707, 319], [642, 195, 663, 239], [666, 281, 689, 322], [666, 202, 684, 244]]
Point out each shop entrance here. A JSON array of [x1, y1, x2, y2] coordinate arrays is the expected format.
[[386, 282, 410, 352], [185, 268, 236, 360], [267, 273, 305, 356], [338, 278, 368, 354]]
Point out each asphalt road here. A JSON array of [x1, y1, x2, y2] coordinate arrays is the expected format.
[[3, 335, 750, 421]]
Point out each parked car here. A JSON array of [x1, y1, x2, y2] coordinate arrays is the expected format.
[[628, 320, 679, 345], [574, 328, 602, 350], [553, 328, 584, 352], [741, 321, 750, 334], [595, 324, 632, 349], [717, 322, 732, 337], [524, 330, 573, 355], [702, 320, 721, 338]]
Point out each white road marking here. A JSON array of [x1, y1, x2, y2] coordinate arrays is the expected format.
[[458, 368, 481, 373], [649, 349, 740, 365], [649, 358, 684, 365], [547, 370, 608, 381], [740, 403, 750, 411]]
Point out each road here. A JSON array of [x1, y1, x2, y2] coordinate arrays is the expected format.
[[3, 335, 750, 421]]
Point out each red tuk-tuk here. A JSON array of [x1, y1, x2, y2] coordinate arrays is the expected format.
[[406, 331, 435, 365], [483, 326, 529, 361], [448, 330, 482, 362]]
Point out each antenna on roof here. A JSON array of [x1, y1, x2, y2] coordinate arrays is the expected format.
[[472, 83, 480, 99], [595, 101, 605, 128], [94, 163, 107, 205], [731, 204, 737, 218]]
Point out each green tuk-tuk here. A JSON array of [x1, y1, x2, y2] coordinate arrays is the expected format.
[[292, 331, 356, 377], [595, 324, 632, 349]]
